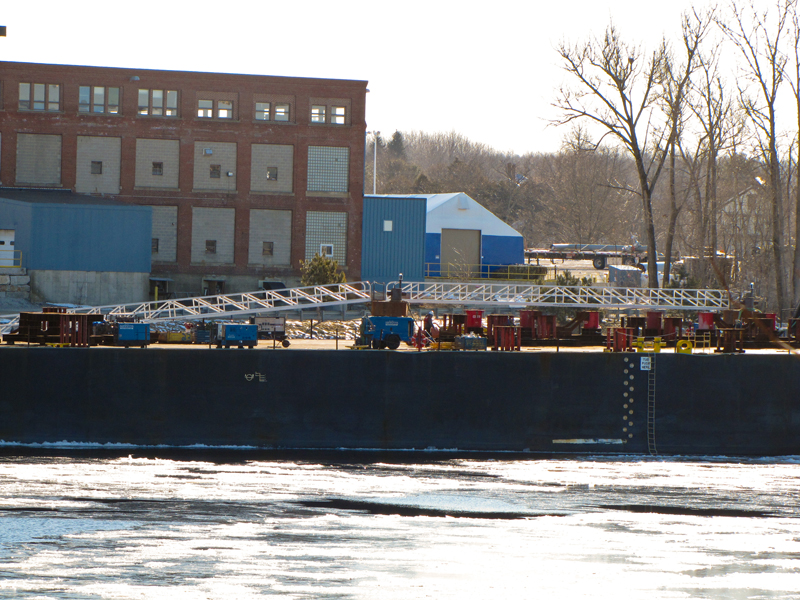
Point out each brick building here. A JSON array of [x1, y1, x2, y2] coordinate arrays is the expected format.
[[0, 61, 368, 298]]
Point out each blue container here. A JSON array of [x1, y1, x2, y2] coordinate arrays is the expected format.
[[115, 323, 149, 347], [222, 324, 257, 342], [214, 323, 258, 348]]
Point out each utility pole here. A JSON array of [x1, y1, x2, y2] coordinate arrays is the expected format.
[[367, 130, 379, 194]]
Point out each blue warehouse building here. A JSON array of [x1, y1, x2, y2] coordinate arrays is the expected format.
[[0, 189, 152, 305], [362, 193, 524, 282]]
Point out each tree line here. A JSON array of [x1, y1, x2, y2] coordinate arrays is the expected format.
[[365, 0, 800, 317]]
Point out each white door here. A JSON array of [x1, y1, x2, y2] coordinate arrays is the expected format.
[[0, 230, 15, 267]]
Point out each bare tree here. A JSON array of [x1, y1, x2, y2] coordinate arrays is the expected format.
[[788, 5, 800, 306], [682, 13, 742, 287], [660, 11, 712, 286], [531, 128, 638, 246], [717, 0, 795, 314], [554, 24, 694, 287]]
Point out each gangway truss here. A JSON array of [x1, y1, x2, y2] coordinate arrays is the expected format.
[[0, 280, 729, 334]]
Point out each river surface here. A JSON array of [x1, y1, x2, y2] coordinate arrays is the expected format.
[[0, 449, 799, 599]]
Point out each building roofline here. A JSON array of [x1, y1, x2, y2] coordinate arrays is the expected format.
[[0, 60, 369, 88]]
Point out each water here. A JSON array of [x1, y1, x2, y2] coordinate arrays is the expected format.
[[1, 450, 799, 599]]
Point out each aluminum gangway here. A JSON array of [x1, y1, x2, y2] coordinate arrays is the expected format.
[[0, 280, 729, 334], [400, 281, 729, 311], [0, 281, 375, 334]]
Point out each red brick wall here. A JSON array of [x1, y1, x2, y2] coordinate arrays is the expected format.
[[0, 61, 367, 285]]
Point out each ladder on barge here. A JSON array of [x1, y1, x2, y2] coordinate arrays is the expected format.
[[0, 281, 728, 334]]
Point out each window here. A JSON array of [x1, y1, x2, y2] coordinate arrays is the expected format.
[[307, 146, 349, 193], [91, 161, 103, 175], [151, 89, 164, 115], [138, 89, 178, 116], [152, 162, 164, 176], [205, 240, 217, 254], [79, 86, 120, 114], [210, 164, 221, 179], [311, 105, 326, 123], [262, 241, 274, 256], [266, 167, 278, 181], [331, 106, 346, 125], [197, 99, 213, 118], [218, 100, 233, 119], [198, 99, 234, 119], [274, 103, 290, 121], [255, 102, 270, 120], [320, 244, 333, 257], [151, 238, 159, 253], [19, 83, 60, 111]]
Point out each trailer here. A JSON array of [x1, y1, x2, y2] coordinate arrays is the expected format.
[[525, 243, 647, 270], [251, 315, 290, 347]]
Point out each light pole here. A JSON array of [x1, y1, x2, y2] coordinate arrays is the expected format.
[[368, 130, 379, 194]]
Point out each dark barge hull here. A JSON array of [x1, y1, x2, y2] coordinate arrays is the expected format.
[[1, 348, 799, 456]]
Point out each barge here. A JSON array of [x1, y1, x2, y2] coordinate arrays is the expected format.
[[1, 343, 799, 456]]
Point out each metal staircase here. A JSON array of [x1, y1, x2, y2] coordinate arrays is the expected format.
[[0, 280, 729, 335]]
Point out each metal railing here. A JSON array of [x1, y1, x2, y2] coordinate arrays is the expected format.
[[397, 281, 729, 311], [0, 280, 729, 335], [424, 263, 548, 281], [0, 250, 22, 269]]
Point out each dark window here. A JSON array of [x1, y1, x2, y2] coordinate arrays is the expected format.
[[91, 161, 103, 175], [266, 167, 278, 181], [205, 240, 217, 254], [80, 86, 120, 114], [19, 82, 60, 112], [151, 238, 159, 253], [210, 164, 221, 179], [262, 241, 274, 256], [152, 162, 163, 176]]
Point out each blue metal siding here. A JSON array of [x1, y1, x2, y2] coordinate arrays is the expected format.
[[0, 199, 33, 267], [29, 203, 152, 272], [424, 232, 441, 276], [481, 235, 524, 266], [361, 196, 426, 283]]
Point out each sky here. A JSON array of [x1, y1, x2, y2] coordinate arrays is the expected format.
[[2, 0, 715, 155]]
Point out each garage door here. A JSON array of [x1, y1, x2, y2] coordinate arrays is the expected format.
[[0, 230, 15, 267], [441, 229, 480, 278]]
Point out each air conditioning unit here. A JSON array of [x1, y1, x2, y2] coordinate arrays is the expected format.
[[203, 148, 213, 155]]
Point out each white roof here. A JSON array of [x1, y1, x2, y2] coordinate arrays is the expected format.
[[371, 193, 522, 237]]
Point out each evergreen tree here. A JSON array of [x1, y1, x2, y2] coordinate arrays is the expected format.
[[299, 254, 347, 286]]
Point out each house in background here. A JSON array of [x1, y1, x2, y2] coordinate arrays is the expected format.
[[0, 189, 151, 305], [362, 193, 524, 282]]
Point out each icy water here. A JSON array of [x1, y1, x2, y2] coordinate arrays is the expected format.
[[1, 450, 799, 599]]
